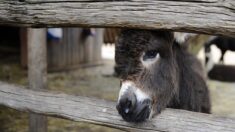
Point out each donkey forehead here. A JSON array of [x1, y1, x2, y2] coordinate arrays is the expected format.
[[117, 33, 152, 50], [117, 30, 173, 52]]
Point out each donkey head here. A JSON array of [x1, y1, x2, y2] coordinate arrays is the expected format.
[[115, 29, 179, 122]]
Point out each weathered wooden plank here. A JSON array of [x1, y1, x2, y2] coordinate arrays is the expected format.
[[0, 0, 234, 36], [27, 28, 48, 132], [0, 81, 234, 132], [25, 0, 221, 3]]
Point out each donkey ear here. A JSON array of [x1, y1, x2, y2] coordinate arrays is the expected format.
[[174, 32, 197, 44]]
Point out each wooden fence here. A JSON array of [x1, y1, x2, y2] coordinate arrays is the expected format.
[[0, 0, 234, 36], [0, 0, 235, 132], [0, 81, 235, 132]]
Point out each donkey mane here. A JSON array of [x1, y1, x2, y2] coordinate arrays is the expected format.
[[168, 42, 210, 113]]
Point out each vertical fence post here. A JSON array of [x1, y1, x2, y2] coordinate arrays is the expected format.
[[27, 28, 48, 132]]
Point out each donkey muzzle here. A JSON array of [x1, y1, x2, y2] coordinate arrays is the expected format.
[[116, 81, 152, 122]]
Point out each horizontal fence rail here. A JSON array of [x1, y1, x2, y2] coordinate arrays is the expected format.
[[0, 0, 234, 36], [0, 81, 235, 132]]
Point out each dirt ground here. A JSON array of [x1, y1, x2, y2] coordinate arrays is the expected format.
[[0, 51, 235, 132]]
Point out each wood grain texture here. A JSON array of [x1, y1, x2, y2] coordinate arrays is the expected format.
[[0, 81, 234, 132], [27, 28, 48, 132], [24, 0, 223, 2], [0, 0, 234, 36]]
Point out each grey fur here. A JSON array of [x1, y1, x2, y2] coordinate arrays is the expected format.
[[115, 29, 211, 121]]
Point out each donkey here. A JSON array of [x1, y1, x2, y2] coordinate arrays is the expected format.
[[205, 36, 235, 63], [115, 29, 211, 122]]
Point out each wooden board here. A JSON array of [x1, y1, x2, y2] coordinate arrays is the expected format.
[[0, 81, 234, 132], [0, 0, 234, 36]]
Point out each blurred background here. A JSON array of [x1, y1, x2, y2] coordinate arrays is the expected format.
[[0, 27, 234, 132]]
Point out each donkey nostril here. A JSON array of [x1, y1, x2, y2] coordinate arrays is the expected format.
[[117, 86, 138, 118], [124, 99, 133, 114], [126, 99, 132, 108], [124, 108, 129, 114], [118, 96, 136, 116]]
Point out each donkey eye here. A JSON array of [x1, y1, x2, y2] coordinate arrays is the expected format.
[[143, 50, 158, 61]]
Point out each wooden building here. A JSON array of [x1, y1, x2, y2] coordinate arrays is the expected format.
[[20, 28, 104, 71]]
